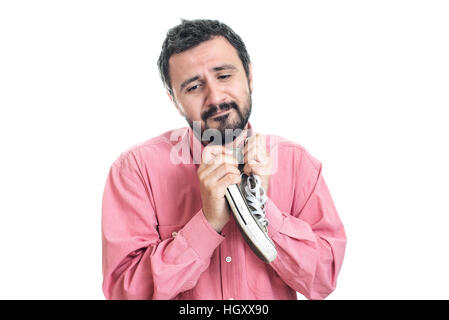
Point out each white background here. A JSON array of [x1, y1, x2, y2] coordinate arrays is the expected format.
[[0, 0, 448, 299]]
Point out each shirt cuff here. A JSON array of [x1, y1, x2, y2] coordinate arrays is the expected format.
[[265, 197, 286, 238], [179, 209, 225, 259]]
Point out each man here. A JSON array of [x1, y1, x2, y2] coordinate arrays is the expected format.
[[101, 19, 346, 300]]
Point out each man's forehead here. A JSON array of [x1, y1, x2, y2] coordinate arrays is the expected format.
[[168, 36, 241, 78]]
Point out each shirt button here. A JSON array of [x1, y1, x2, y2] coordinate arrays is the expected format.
[[225, 256, 232, 263], [172, 232, 177, 237]]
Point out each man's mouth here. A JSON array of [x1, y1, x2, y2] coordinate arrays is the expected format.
[[202, 102, 238, 121], [211, 109, 231, 119]]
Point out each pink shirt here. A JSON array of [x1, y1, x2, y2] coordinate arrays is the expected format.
[[101, 123, 346, 300]]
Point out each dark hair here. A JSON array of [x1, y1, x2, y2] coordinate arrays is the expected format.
[[157, 19, 251, 97]]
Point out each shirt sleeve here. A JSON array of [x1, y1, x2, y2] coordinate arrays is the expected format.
[[265, 147, 347, 300], [101, 156, 225, 300]]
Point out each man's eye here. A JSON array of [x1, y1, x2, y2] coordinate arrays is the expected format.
[[218, 74, 231, 80], [187, 84, 200, 92]]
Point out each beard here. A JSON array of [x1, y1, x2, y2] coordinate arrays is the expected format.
[[186, 93, 252, 146]]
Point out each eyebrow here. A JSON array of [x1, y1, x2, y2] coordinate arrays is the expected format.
[[179, 64, 237, 91], [180, 76, 199, 91], [212, 64, 237, 72]]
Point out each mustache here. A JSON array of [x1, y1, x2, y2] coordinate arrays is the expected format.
[[201, 102, 238, 121]]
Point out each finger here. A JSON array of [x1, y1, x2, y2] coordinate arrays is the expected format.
[[210, 153, 238, 165], [244, 135, 268, 164], [243, 143, 262, 165], [208, 161, 241, 182], [199, 153, 239, 179], [243, 162, 271, 177], [199, 146, 232, 173], [215, 172, 242, 192], [243, 163, 255, 176], [245, 134, 266, 151], [201, 145, 227, 164], [232, 129, 249, 148], [201, 164, 241, 196], [255, 133, 266, 150]]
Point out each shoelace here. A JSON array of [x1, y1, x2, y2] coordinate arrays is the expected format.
[[242, 173, 268, 233], [232, 143, 269, 233]]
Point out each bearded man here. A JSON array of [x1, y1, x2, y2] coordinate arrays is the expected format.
[[101, 19, 346, 300]]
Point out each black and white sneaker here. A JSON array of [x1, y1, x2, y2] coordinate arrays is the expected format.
[[225, 172, 277, 263]]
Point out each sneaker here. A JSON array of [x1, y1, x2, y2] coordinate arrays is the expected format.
[[225, 171, 277, 263]]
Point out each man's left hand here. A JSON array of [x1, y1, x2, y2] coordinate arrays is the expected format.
[[242, 133, 272, 193]]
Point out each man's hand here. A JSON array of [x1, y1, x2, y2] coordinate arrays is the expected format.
[[197, 145, 241, 233], [242, 134, 272, 193]]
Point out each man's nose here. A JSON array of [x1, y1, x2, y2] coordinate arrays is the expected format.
[[205, 82, 226, 106]]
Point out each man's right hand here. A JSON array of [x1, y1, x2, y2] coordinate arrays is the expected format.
[[197, 145, 241, 233]]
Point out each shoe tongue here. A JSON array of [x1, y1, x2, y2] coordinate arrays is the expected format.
[[226, 128, 255, 172]]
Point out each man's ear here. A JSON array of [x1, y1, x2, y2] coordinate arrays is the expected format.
[[167, 91, 185, 117], [248, 62, 254, 93]]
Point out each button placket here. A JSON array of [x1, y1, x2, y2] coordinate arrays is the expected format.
[[220, 218, 239, 300], [220, 239, 233, 300]]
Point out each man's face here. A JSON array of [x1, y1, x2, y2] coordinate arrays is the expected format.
[[168, 36, 253, 145]]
